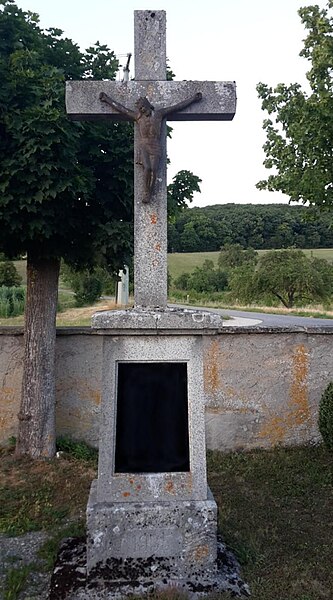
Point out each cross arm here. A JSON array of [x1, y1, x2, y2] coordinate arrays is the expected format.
[[66, 80, 237, 122]]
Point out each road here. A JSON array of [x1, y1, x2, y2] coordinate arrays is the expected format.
[[173, 305, 333, 328]]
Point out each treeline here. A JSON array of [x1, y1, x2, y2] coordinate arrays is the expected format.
[[168, 204, 333, 252]]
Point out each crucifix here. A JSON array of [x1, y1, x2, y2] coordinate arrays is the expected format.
[[66, 10, 236, 309]]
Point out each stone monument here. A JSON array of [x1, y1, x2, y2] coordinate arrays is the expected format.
[[57, 9, 245, 599]]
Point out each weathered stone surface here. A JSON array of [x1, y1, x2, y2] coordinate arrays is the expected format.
[[97, 335, 207, 503], [66, 80, 236, 121], [87, 481, 217, 571], [134, 10, 166, 80], [49, 535, 250, 599], [92, 306, 224, 331], [2, 328, 333, 450]]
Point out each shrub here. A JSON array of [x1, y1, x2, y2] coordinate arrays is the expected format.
[[0, 286, 25, 317], [319, 382, 333, 450], [0, 261, 22, 287], [56, 436, 98, 462]]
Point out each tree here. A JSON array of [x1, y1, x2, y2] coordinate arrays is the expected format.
[[0, 2, 202, 458], [0, 2, 133, 457], [218, 243, 258, 271], [257, 1, 333, 209], [167, 170, 201, 217], [253, 249, 333, 308], [174, 260, 228, 293], [0, 261, 22, 286]]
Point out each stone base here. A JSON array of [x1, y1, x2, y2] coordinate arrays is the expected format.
[[49, 536, 250, 599], [87, 480, 218, 582]]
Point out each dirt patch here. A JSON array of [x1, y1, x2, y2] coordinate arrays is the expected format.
[[56, 300, 118, 326]]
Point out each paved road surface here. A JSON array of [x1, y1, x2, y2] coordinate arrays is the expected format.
[[173, 305, 333, 328]]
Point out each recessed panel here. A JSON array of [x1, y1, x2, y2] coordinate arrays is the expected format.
[[115, 362, 189, 473]]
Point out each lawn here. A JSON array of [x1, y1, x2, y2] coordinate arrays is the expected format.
[[0, 444, 332, 599]]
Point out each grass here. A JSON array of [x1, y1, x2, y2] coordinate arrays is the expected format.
[[0, 446, 96, 536], [12, 249, 333, 290], [1, 444, 333, 599], [168, 248, 333, 280], [3, 564, 33, 600], [207, 445, 333, 600], [0, 298, 119, 327]]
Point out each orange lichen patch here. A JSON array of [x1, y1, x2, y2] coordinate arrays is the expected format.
[[129, 478, 134, 485], [0, 387, 17, 402], [259, 344, 311, 445], [164, 480, 175, 494], [203, 340, 221, 395], [89, 390, 101, 406], [258, 416, 290, 446], [289, 344, 310, 426], [56, 379, 101, 407], [193, 544, 209, 561], [150, 213, 158, 225], [154, 242, 161, 251], [123, 492, 131, 497]]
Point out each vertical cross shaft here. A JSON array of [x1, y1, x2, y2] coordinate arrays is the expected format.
[[134, 11, 168, 308]]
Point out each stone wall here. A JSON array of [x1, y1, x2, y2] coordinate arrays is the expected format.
[[1, 326, 332, 450]]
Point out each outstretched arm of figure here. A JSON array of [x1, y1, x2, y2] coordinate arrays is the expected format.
[[99, 92, 137, 120], [158, 92, 202, 117]]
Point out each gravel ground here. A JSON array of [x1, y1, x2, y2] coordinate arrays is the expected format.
[[0, 531, 51, 599]]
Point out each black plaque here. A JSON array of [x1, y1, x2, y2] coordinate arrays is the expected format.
[[115, 362, 189, 473]]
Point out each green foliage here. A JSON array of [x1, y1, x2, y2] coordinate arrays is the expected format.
[[228, 263, 257, 304], [319, 382, 333, 450], [168, 203, 333, 253], [0, 261, 22, 286], [254, 249, 333, 308], [0, 1, 133, 270], [228, 248, 333, 308], [4, 564, 33, 600], [56, 436, 98, 462], [37, 520, 86, 570], [167, 170, 201, 218], [0, 286, 25, 317], [61, 263, 119, 305], [218, 243, 258, 270], [174, 259, 228, 293], [69, 271, 103, 306], [257, 1, 333, 208]]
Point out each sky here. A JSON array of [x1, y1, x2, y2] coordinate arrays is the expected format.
[[14, 0, 328, 207]]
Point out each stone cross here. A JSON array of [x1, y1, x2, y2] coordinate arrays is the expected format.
[[66, 10, 236, 308]]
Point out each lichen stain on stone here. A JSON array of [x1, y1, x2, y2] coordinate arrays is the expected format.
[[154, 242, 161, 251], [150, 213, 158, 225], [203, 339, 220, 395], [56, 378, 101, 406], [123, 492, 131, 498], [164, 480, 175, 495], [0, 387, 16, 403], [289, 343, 310, 427], [259, 344, 311, 445], [193, 544, 209, 561]]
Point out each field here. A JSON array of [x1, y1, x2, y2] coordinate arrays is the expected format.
[[10, 249, 333, 287], [168, 248, 333, 280]]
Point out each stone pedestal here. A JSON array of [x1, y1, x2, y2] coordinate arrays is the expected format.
[[85, 307, 225, 593], [87, 481, 219, 588]]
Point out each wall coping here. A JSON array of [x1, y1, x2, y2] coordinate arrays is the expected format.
[[0, 325, 333, 336]]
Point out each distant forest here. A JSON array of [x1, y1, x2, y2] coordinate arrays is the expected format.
[[168, 204, 333, 252]]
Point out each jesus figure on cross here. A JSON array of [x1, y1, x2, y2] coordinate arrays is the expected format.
[[99, 91, 202, 202]]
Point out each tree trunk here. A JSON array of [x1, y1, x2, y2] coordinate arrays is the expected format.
[[16, 253, 60, 458]]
